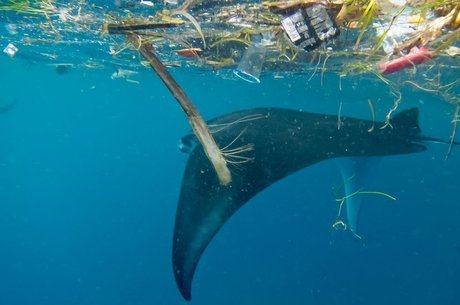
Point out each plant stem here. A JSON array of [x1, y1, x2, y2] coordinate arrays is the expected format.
[[127, 33, 232, 185]]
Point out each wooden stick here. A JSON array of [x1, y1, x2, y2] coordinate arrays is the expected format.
[[105, 22, 183, 34], [127, 33, 232, 185]]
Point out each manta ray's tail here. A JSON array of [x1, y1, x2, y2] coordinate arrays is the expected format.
[[391, 108, 460, 147], [418, 135, 460, 146]]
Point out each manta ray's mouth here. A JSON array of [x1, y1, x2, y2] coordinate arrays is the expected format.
[[177, 134, 197, 154]]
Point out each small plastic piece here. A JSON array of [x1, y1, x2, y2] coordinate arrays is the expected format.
[[3, 43, 18, 58], [234, 44, 267, 83], [140, 0, 154, 7], [176, 48, 202, 58]]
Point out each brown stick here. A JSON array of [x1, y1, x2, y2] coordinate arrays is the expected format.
[[127, 33, 232, 185], [105, 22, 183, 34]]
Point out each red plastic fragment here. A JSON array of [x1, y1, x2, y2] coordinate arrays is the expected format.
[[176, 48, 203, 58], [378, 47, 434, 75]]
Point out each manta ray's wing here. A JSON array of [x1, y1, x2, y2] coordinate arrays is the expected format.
[[173, 107, 426, 300], [173, 108, 324, 300]]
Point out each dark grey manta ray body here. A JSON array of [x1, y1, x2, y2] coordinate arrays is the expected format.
[[173, 107, 430, 300]]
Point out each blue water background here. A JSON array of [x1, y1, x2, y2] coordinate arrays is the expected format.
[[0, 58, 459, 305]]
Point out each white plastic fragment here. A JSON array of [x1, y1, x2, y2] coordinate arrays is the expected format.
[[164, 0, 178, 5], [3, 43, 18, 58], [373, 9, 418, 54], [111, 68, 139, 83], [389, 0, 407, 7], [446, 46, 460, 57], [140, 0, 154, 6], [5, 24, 18, 35], [58, 8, 69, 22]]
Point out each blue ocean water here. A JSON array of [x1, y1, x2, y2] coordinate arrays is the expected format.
[[0, 55, 459, 305]]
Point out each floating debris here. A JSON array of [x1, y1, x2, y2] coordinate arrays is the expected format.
[[0, 0, 457, 106], [234, 43, 267, 83], [378, 47, 435, 75], [5, 23, 17, 35], [55, 64, 73, 75], [175, 47, 202, 58], [110, 68, 139, 81], [3, 43, 18, 58], [281, 4, 340, 52], [140, 0, 154, 7], [446, 46, 460, 56]]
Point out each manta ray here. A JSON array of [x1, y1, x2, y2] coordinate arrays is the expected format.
[[173, 107, 450, 300]]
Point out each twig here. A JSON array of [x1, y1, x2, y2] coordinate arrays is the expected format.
[[127, 33, 232, 185], [367, 99, 375, 132], [105, 22, 183, 34]]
